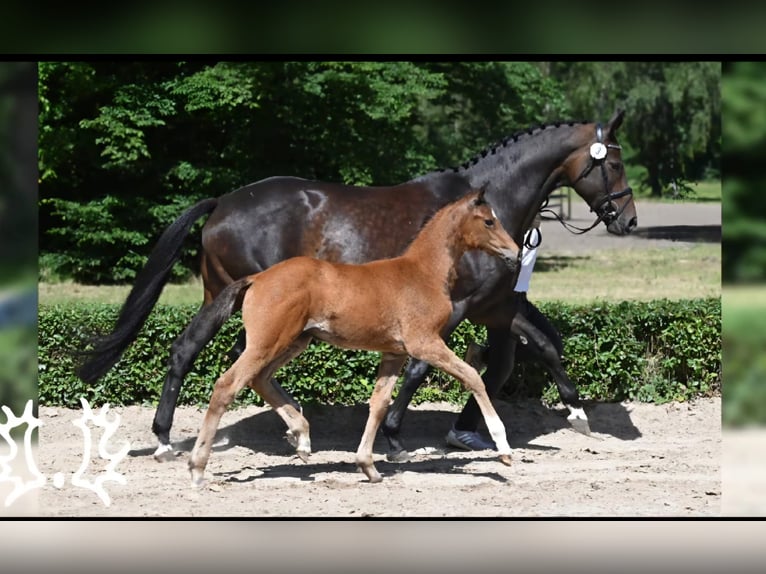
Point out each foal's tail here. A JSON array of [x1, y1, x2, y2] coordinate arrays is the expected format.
[[77, 198, 219, 383], [177, 277, 253, 353]]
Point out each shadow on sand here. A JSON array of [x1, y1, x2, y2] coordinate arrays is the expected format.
[[632, 224, 721, 243], [128, 399, 641, 482]]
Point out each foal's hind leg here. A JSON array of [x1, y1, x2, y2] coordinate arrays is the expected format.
[[409, 340, 512, 464], [355, 354, 407, 483], [248, 335, 313, 460]]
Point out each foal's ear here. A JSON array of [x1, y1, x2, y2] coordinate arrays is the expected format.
[[473, 185, 488, 206]]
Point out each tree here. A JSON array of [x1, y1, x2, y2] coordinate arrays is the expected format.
[[721, 61, 766, 282], [39, 61, 570, 284], [549, 61, 720, 197]]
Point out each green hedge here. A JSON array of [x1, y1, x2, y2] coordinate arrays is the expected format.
[[722, 302, 766, 426], [38, 298, 721, 409]]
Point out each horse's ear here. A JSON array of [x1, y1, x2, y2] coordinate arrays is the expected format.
[[607, 108, 625, 136]]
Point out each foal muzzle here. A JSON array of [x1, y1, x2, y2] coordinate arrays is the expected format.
[[498, 248, 520, 271]]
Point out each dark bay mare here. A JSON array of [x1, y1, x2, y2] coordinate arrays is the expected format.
[[186, 190, 520, 485], [77, 109, 637, 461]]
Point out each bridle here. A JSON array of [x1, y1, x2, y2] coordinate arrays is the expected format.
[[540, 122, 633, 235]]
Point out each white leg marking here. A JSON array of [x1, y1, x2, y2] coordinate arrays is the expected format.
[[485, 415, 511, 455], [153, 442, 175, 461], [566, 406, 588, 422]]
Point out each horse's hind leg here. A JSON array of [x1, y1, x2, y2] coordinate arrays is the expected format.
[[410, 340, 512, 464], [381, 358, 432, 460], [153, 305, 211, 461], [227, 328, 247, 362], [355, 354, 407, 483]]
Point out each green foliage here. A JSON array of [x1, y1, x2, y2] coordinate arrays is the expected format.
[[38, 299, 720, 409], [722, 293, 766, 426], [503, 299, 720, 405], [551, 61, 720, 197], [39, 61, 721, 283], [0, 325, 37, 412], [722, 62, 766, 283]]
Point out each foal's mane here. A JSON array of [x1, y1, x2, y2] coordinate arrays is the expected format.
[[410, 191, 480, 241], [440, 119, 590, 173]]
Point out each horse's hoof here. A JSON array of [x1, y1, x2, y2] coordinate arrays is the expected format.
[[567, 407, 591, 436], [568, 417, 592, 436], [499, 454, 512, 466], [386, 449, 412, 463], [153, 444, 177, 462]]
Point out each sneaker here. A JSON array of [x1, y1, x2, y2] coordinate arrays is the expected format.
[[445, 427, 496, 451]]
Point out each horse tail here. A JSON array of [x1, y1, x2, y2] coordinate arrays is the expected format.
[[77, 197, 220, 383]]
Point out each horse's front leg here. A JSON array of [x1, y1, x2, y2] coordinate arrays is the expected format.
[[511, 302, 590, 435]]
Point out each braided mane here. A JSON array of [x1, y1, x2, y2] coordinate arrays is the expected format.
[[441, 119, 590, 173]]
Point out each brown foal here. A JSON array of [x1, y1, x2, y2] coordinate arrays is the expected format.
[[188, 188, 520, 485]]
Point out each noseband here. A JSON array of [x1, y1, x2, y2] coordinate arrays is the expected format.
[[541, 123, 633, 235]]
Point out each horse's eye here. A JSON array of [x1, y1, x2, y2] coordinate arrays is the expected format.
[[609, 161, 622, 170], [484, 219, 495, 227]]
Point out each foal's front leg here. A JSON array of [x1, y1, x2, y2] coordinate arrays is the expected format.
[[355, 354, 408, 482], [409, 340, 512, 464]]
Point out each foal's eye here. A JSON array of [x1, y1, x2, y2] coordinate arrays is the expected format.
[[484, 219, 495, 227]]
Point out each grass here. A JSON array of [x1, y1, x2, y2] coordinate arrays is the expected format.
[[38, 276, 206, 306], [632, 179, 721, 203], [533, 243, 720, 303], [722, 285, 766, 427], [39, 243, 721, 307], [690, 180, 722, 202]]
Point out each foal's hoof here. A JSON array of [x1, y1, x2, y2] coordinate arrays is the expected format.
[[296, 449, 311, 463], [386, 449, 412, 463], [285, 430, 299, 448], [359, 465, 383, 483], [499, 454, 512, 466], [153, 443, 177, 463], [190, 472, 207, 489]]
